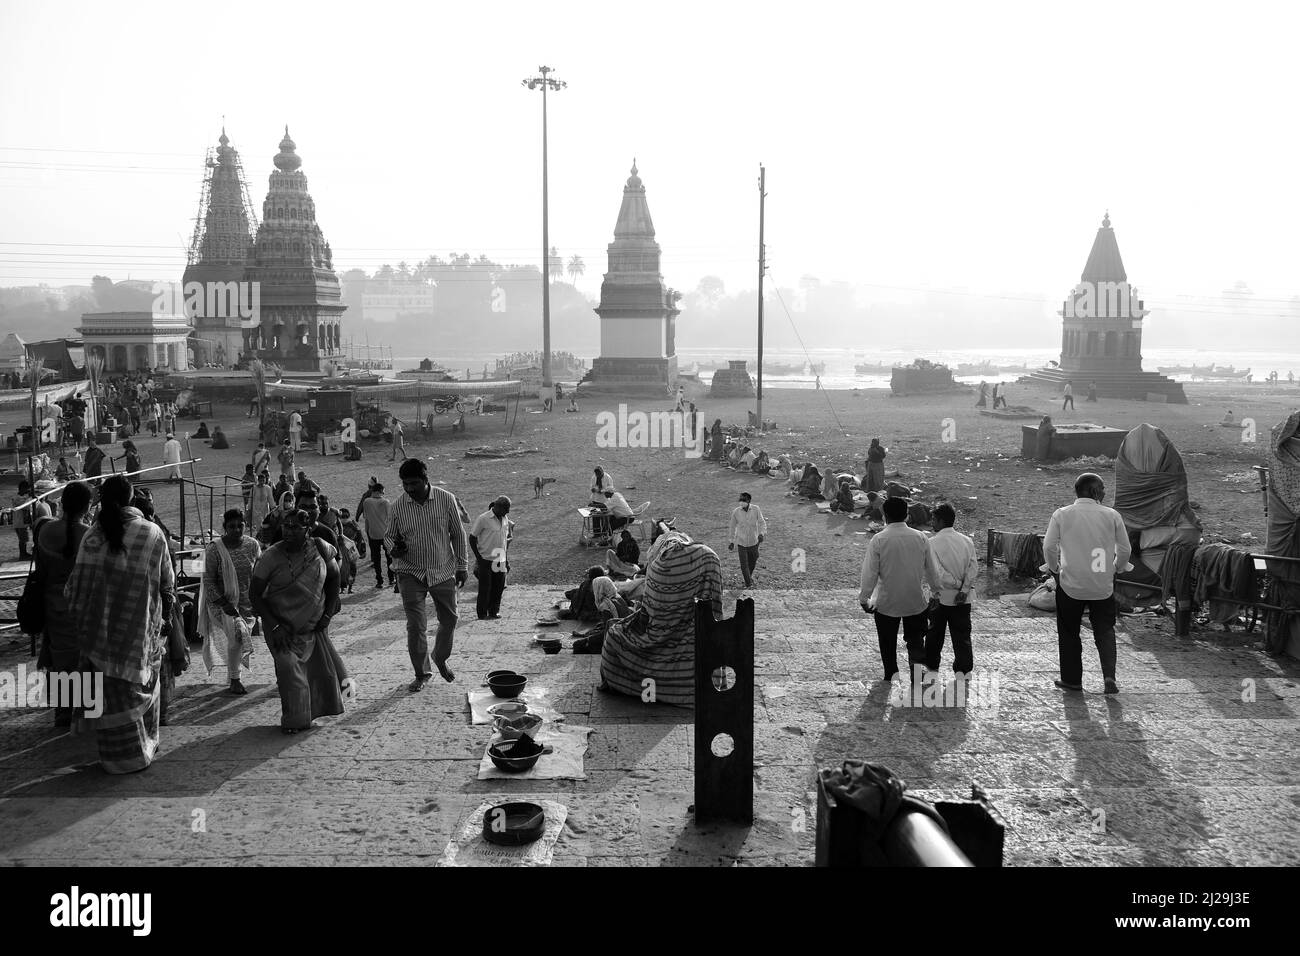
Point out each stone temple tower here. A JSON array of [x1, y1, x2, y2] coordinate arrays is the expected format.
[[1025, 213, 1185, 403], [242, 127, 346, 371], [584, 161, 680, 397], [183, 127, 257, 366]]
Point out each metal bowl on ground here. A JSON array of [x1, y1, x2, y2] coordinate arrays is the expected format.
[[488, 734, 544, 773], [485, 669, 517, 684], [486, 701, 531, 720], [482, 801, 546, 845], [491, 711, 544, 741], [488, 674, 528, 698]]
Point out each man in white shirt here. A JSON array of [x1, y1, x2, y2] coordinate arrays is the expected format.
[[288, 409, 303, 451], [1043, 472, 1132, 694], [388, 417, 406, 462], [924, 503, 980, 678], [859, 497, 931, 682], [162, 432, 183, 479], [469, 496, 513, 620], [602, 489, 635, 530], [728, 492, 767, 589]]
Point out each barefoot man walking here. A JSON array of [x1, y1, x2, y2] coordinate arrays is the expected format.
[[385, 458, 468, 689]]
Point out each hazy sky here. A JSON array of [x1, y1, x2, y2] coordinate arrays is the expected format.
[[2, 0, 1298, 322]]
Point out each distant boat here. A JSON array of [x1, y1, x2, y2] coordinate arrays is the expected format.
[[395, 360, 457, 383], [955, 361, 998, 376], [762, 362, 802, 376], [1206, 365, 1251, 379], [808, 361, 826, 375], [1158, 364, 1213, 376], [996, 362, 1031, 373], [855, 362, 891, 375]]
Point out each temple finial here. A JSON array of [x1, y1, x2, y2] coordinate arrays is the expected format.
[[631, 157, 637, 176], [1102, 210, 1111, 228]]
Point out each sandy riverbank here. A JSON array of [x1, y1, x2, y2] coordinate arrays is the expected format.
[[10, 377, 1296, 596]]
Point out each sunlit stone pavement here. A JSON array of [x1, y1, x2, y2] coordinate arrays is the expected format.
[[1, 586, 1297, 866]]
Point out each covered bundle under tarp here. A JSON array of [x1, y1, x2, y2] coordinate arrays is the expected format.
[[1114, 423, 1200, 531], [1265, 412, 1300, 656], [1114, 424, 1200, 601]]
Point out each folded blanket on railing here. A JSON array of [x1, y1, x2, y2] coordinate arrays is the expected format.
[[1002, 532, 1045, 576], [1193, 543, 1256, 623]]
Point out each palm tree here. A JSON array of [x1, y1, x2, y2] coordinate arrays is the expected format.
[[548, 246, 564, 284], [567, 254, 585, 287], [24, 357, 49, 470], [85, 353, 104, 433]]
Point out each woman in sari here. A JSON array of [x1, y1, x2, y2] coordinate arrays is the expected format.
[[200, 508, 262, 695], [865, 438, 887, 493], [599, 528, 722, 705], [573, 575, 634, 654], [820, 468, 839, 501], [65, 475, 174, 773], [250, 509, 349, 733], [559, 565, 607, 622], [260, 490, 296, 546], [35, 481, 93, 728], [247, 470, 274, 531], [709, 419, 724, 461], [798, 464, 824, 499], [116, 439, 142, 475]]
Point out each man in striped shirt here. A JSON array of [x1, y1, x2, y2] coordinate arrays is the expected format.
[[385, 458, 469, 689]]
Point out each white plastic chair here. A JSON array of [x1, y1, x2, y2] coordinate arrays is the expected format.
[[631, 501, 653, 540]]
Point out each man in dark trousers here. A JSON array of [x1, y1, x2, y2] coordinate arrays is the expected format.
[[859, 496, 931, 683], [469, 496, 513, 620], [360, 482, 393, 588], [1044, 472, 1132, 694], [384, 458, 468, 688], [924, 504, 980, 679]]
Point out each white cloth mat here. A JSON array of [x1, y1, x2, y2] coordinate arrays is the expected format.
[[438, 800, 568, 867], [476, 725, 592, 780]]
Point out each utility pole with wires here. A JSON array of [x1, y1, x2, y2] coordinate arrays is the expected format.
[[522, 65, 566, 391], [756, 164, 766, 430]]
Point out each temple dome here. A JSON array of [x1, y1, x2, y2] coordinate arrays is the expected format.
[[274, 126, 302, 171]]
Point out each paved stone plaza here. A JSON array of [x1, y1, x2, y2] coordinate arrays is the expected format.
[[1, 586, 1297, 866]]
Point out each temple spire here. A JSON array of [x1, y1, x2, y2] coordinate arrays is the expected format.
[[614, 160, 654, 238], [1081, 211, 1126, 283]]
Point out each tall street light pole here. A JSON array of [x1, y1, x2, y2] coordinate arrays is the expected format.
[[756, 165, 766, 430], [522, 65, 565, 390]]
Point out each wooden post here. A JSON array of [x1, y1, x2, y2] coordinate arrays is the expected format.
[[694, 596, 754, 824]]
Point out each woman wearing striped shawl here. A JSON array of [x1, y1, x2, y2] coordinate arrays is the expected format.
[[599, 528, 723, 706], [65, 475, 175, 774]]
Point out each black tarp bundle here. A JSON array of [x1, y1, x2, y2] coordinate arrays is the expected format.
[[1114, 423, 1200, 531]]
